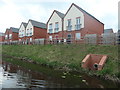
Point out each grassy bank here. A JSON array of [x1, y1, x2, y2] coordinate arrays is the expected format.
[[2, 44, 120, 79]]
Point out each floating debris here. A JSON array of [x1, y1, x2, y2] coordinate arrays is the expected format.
[[82, 80, 86, 82], [61, 76, 66, 79], [63, 72, 67, 75]]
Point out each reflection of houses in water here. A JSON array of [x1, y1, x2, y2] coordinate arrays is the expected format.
[[82, 74, 104, 88], [16, 70, 31, 88], [3, 63, 10, 71]]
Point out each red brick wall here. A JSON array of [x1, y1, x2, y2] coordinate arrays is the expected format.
[[9, 30, 18, 41], [4, 29, 19, 42], [34, 27, 47, 39], [12, 32, 18, 41], [83, 12, 104, 35], [0, 36, 5, 42]]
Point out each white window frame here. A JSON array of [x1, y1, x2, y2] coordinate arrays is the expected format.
[[49, 36, 52, 40], [75, 33, 81, 40]]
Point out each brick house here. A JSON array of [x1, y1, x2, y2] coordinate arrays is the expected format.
[[0, 32, 5, 43], [25, 19, 47, 44], [18, 22, 27, 44], [63, 3, 104, 43], [47, 3, 104, 44], [47, 10, 64, 44], [4, 27, 19, 44]]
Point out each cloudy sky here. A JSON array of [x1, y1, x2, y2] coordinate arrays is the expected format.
[[0, 0, 119, 33]]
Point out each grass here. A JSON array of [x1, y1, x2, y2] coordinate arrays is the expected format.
[[2, 44, 120, 78]]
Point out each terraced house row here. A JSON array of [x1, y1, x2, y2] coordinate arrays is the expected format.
[[0, 3, 105, 44]]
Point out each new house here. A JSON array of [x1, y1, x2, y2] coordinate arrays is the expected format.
[[63, 3, 104, 43], [47, 3, 104, 44], [25, 19, 47, 44], [0, 32, 5, 44], [4, 27, 19, 44], [47, 10, 64, 44], [19, 22, 27, 44]]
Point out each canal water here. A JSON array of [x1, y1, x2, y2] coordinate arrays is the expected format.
[[0, 61, 119, 89]]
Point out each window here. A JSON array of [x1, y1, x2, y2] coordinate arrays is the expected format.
[[30, 38, 32, 42], [68, 19, 71, 26], [5, 35, 8, 39], [67, 34, 72, 39], [49, 36, 52, 40], [30, 32, 32, 35], [49, 24, 53, 33], [19, 39, 21, 41], [9, 34, 12, 39], [76, 33, 81, 40], [55, 22, 59, 32], [76, 17, 81, 30], [67, 19, 72, 31]]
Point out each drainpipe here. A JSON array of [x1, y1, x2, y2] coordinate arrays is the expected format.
[[62, 18, 64, 42]]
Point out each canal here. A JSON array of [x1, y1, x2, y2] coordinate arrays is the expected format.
[[0, 60, 119, 89]]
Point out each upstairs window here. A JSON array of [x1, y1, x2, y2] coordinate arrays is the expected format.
[[9, 34, 12, 39], [55, 22, 59, 33], [49, 24, 53, 33], [76, 17, 81, 30], [67, 19, 72, 31], [5, 35, 8, 39]]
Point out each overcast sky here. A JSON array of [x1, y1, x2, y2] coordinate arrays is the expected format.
[[0, 0, 119, 33]]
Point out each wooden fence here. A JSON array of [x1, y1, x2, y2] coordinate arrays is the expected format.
[[1, 33, 120, 45]]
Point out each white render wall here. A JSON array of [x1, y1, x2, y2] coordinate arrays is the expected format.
[[64, 5, 84, 30], [26, 21, 34, 36], [19, 24, 26, 37], [47, 12, 62, 33]]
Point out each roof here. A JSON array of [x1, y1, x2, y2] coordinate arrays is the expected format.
[[47, 10, 65, 24], [22, 22, 27, 28], [10, 27, 19, 33], [0, 32, 5, 36], [65, 3, 104, 25], [104, 28, 113, 33], [55, 10, 64, 18], [29, 19, 46, 29]]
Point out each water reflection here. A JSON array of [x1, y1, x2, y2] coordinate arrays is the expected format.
[[0, 61, 119, 89]]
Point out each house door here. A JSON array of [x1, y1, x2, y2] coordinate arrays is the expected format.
[[26, 38, 29, 44], [67, 34, 72, 44]]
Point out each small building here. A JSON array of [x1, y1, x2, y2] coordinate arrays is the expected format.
[[47, 10, 64, 44], [25, 19, 47, 44], [18, 22, 27, 44], [4, 27, 19, 44], [0, 32, 5, 44], [104, 28, 114, 34]]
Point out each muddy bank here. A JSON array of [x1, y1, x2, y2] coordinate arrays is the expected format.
[[2, 54, 120, 84]]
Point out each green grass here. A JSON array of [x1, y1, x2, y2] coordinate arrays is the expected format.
[[2, 44, 120, 78]]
